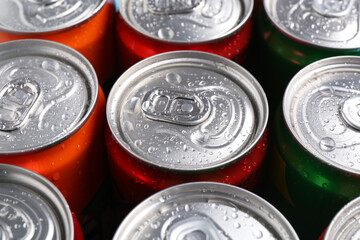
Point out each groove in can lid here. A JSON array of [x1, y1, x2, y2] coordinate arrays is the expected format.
[[283, 56, 360, 174], [0, 0, 106, 34], [118, 0, 253, 44], [107, 51, 268, 172], [264, 0, 360, 49], [324, 196, 360, 239], [0, 164, 73, 239], [0, 39, 98, 155], [112, 182, 299, 240]]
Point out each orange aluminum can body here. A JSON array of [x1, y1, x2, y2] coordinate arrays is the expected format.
[[0, 40, 107, 218], [0, 0, 118, 85]]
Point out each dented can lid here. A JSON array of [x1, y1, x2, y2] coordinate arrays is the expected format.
[[283, 56, 360, 174], [106, 51, 268, 172], [324, 196, 360, 240], [0, 0, 106, 34], [0, 39, 98, 155], [0, 164, 74, 239], [264, 0, 360, 49], [112, 182, 299, 240], [117, 0, 253, 44]]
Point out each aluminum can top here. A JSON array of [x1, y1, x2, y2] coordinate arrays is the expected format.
[[0, 164, 74, 239], [117, 0, 253, 44], [107, 51, 268, 172], [0, 0, 106, 34], [324, 196, 360, 239], [283, 56, 360, 175], [264, 0, 360, 49], [112, 182, 299, 240], [0, 39, 98, 155]]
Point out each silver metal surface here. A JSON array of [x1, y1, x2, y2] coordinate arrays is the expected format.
[[107, 51, 268, 172], [0, 0, 106, 34], [283, 56, 360, 174], [0, 39, 98, 155], [264, 0, 360, 49], [112, 182, 299, 240], [0, 164, 73, 240], [324, 196, 360, 240], [117, 0, 253, 43]]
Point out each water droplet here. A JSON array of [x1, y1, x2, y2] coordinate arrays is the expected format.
[[319, 137, 336, 152], [184, 204, 190, 212], [38, 121, 49, 130], [51, 124, 59, 132], [165, 73, 182, 84], [61, 114, 69, 121], [148, 146, 156, 153], [41, 60, 60, 72], [234, 222, 241, 229], [252, 230, 263, 239], [158, 27, 174, 39], [135, 140, 142, 146], [65, 80, 73, 88]]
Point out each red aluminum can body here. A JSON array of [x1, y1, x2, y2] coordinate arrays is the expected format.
[[72, 212, 85, 240], [115, 0, 253, 71], [0, 40, 107, 218], [106, 127, 268, 203], [0, 0, 118, 85], [106, 51, 269, 204]]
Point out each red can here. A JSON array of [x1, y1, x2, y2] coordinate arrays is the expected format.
[[0, 164, 84, 240], [106, 51, 269, 203], [116, 0, 254, 71], [0, 0, 117, 85], [0, 39, 106, 218]]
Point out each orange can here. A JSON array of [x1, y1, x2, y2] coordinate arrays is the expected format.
[[0, 39, 107, 218], [0, 0, 118, 85]]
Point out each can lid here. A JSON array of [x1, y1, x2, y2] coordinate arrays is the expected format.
[[264, 0, 360, 49], [0, 39, 98, 155], [117, 0, 253, 44], [283, 56, 360, 175], [324, 196, 360, 239], [0, 164, 74, 239], [107, 51, 268, 172], [112, 182, 299, 240], [0, 0, 106, 34]]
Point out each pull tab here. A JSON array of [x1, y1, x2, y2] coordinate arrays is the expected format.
[[312, 0, 355, 17], [339, 96, 360, 131], [0, 78, 41, 131], [164, 216, 228, 240], [146, 0, 203, 14], [141, 88, 210, 126]]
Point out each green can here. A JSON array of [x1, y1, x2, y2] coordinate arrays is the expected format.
[[257, 0, 360, 107], [268, 56, 360, 239]]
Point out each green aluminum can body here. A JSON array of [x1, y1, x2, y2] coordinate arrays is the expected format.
[[256, 0, 360, 108], [267, 56, 360, 239]]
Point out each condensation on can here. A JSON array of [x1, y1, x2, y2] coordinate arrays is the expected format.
[[0, 164, 84, 240], [112, 182, 299, 240], [264, 0, 360, 50], [116, 0, 254, 70], [0, 39, 107, 218], [106, 50, 268, 203], [0, 0, 118, 84], [284, 56, 360, 175]]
